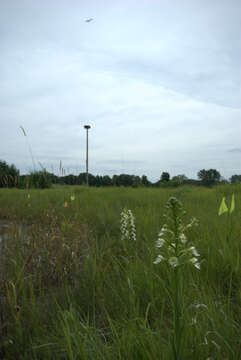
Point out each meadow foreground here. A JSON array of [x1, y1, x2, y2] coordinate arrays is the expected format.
[[0, 185, 240, 359]]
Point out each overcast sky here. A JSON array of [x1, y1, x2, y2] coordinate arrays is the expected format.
[[1, 0, 240, 181]]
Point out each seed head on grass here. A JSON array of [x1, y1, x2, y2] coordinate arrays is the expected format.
[[153, 197, 200, 269], [120, 208, 136, 241], [153, 197, 201, 360]]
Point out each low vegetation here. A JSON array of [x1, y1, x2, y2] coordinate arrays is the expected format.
[[0, 184, 240, 359]]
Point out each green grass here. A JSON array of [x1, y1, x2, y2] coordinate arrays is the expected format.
[[0, 184, 240, 359]]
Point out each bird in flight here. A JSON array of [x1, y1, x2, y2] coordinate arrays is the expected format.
[[85, 18, 94, 23]]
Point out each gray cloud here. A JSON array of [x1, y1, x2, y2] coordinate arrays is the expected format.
[[228, 148, 241, 153], [0, 0, 241, 180]]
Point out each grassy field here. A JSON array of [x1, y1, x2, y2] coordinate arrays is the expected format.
[[0, 184, 240, 359]]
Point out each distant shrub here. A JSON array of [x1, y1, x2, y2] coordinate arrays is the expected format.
[[230, 174, 241, 184], [18, 171, 52, 189]]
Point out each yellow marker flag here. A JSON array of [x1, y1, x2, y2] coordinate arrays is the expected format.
[[70, 195, 75, 201], [64, 201, 68, 208], [230, 194, 235, 214], [218, 197, 228, 216]]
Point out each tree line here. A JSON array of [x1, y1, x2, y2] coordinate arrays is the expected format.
[[0, 159, 240, 189]]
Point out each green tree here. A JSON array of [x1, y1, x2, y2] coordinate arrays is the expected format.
[[0, 160, 19, 187], [77, 173, 87, 185], [230, 174, 241, 184], [27, 171, 52, 189], [95, 175, 102, 187], [171, 174, 188, 185], [197, 169, 221, 186], [112, 175, 119, 186], [161, 172, 170, 182], [118, 174, 133, 187], [141, 175, 150, 186], [131, 175, 141, 188], [102, 175, 112, 186], [64, 174, 76, 185]]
